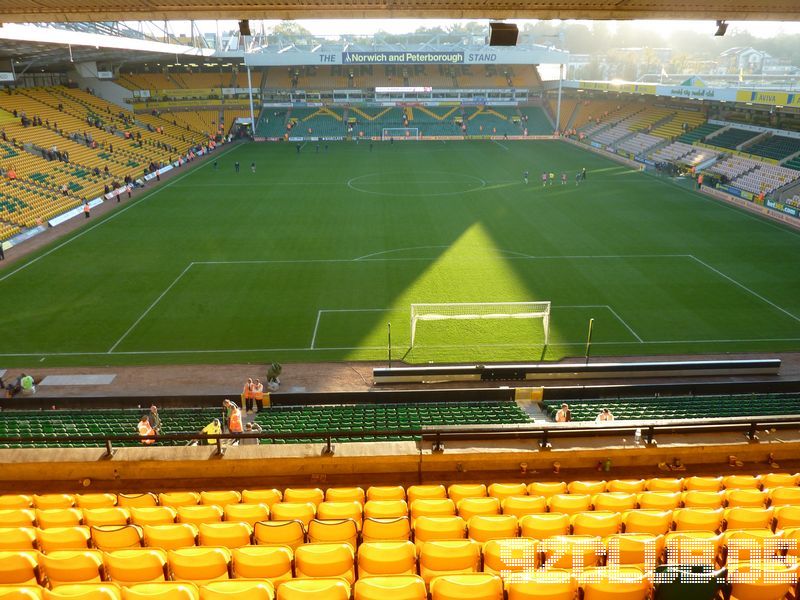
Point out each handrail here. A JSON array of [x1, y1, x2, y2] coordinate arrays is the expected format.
[[1, 413, 800, 454]]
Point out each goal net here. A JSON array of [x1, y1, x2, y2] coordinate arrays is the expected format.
[[410, 301, 551, 347], [382, 128, 420, 140]]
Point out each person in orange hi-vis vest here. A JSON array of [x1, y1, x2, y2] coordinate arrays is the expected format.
[[137, 415, 155, 445], [253, 379, 265, 413], [243, 378, 254, 413], [229, 404, 244, 434]]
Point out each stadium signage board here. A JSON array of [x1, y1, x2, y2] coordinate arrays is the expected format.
[[343, 51, 464, 64], [0, 72, 16, 81]]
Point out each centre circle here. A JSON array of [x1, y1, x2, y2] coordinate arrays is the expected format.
[[347, 171, 486, 197]]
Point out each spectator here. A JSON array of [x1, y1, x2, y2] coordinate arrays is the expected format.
[[555, 403, 571, 422], [243, 378, 254, 413], [201, 419, 221, 445], [253, 379, 265, 413], [595, 408, 615, 423], [240, 422, 263, 445], [137, 415, 155, 445], [222, 399, 243, 433], [148, 405, 161, 434]]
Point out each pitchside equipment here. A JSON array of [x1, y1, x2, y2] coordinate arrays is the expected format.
[[410, 301, 551, 347], [381, 128, 420, 140]]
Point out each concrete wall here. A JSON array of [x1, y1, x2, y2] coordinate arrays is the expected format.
[[68, 70, 131, 111]]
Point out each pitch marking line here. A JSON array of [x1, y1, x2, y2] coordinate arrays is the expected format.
[[310, 308, 394, 349], [107, 262, 196, 353], [0, 144, 240, 284], [492, 140, 509, 151]]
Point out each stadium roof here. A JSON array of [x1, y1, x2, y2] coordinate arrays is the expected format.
[[2, 0, 799, 23]]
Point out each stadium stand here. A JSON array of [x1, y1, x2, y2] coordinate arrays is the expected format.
[[650, 141, 720, 166], [676, 121, 725, 144], [707, 156, 800, 194], [705, 127, 762, 151], [549, 97, 578, 131], [464, 106, 520, 136], [745, 134, 800, 162]]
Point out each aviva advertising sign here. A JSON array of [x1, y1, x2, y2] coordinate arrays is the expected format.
[[735, 91, 800, 107]]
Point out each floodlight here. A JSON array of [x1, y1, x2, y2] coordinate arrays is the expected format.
[[715, 20, 728, 36]]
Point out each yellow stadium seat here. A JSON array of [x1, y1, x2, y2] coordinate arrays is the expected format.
[[34, 496, 76, 510], [199, 492, 241, 508], [482, 538, 538, 575], [275, 578, 350, 600], [36, 509, 83, 529], [307, 519, 358, 549], [158, 493, 201, 509], [197, 523, 252, 549], [130, 508, 177, 527], [75, 496, 117, 510], [622, 510, 673, 536], [541, 535, 603, 569], [142, 524, 198, 550], [501, 496, 547, 518], [429, 573, 503, 600], [241, 491, 282, 508], [780, 526, 800, 560], [506, 569, 577, 600], [269, 504, 315, 528], [567, 481, 607, 495], [571, 512, 622, 537], [294, 543, 355, 584], [519, 513, 571, 540], [606, 480, 646, 494], [636, 492, 681, 510], [176, 506, 223, 526], [722, 475, 760, 490], [103, 549, 169, 586], [168, 547, 231, 584], [83, 509, 130, 529], [767, 487, 800, 506], [760, 473, 798, 489], [198, 580, 274, 600], [548, 494, 592, 516], [36, 527, 91, 553], [407, 486, 447, 505], [645, 479, 683, 492], [366, 487, 406, 502], [353, 575, 426, 600], [592, 493, 637, 512], [253, 521, 305, 551], [683, 477, 723, 492], [122, 582, 199, 600], [357, 541, 416, 577], [467, 515, 518, 544], [0, 511, 36, 528], [487, 483, 527, 501], [223, 505, 269, 527], [39, 550, 104, 587], [672, 508, 724, 532], [316, 502, 362, 526], [0, 527, 36, 550], [0, 496, 34, 509], [664, 531, 720, 566], [447, 485, 487, 505], [457, 498, 500, 521], [412, 516, 466, 549], [725, 489, 767, 508], [723, 507, 773, 530], [418, 539, 481, 583], [527, 482, 567, 498], [116, 495, 158, 509], [0, 586, 43, 600], [363, 501, 408, 519], [231, 546, 293, 585], [605, 533, 665, 569], [774, 505, 800, 529], [727, 562, 798, 600], [361, 517, 411, 543], [91, 525, 143, 551], [410, 499, 455, 522], [0, 551, 40, 585], [720, 529, 781, 566], [681, 491, 724, 509], [325, 488, 365, 505], [42, 583, 122, 600], [282, 490, 324, 507], [580, 566, 651, 600]]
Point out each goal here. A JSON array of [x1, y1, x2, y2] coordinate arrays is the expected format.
[[381, 127, 420, 140], [410, 301, 551, 347]]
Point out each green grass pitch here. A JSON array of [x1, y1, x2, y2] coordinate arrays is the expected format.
[[1, 140, 800, 367]]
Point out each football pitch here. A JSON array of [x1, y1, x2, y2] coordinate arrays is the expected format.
[[2, 140, 800, 367]]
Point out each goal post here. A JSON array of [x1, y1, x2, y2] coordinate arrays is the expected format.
[[381, 127, 420, 140], [410, 301, 551, 347]]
